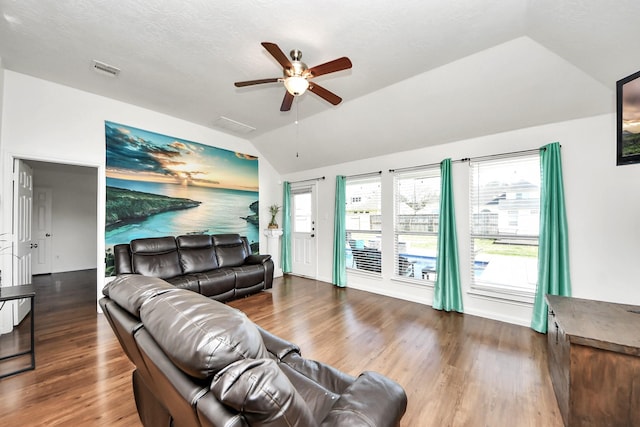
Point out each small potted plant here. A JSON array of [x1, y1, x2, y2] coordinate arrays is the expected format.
[[268, 204, 281, 229]]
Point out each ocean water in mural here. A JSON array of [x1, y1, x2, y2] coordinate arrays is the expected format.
[[105, 178, 259, 245], [105, 121, 259, 276]]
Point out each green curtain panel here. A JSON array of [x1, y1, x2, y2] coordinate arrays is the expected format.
[[432, 159, 463, 312], [281, 181, 292, 274], [332, 175, 347, 287], [531, 142, 571, 333]]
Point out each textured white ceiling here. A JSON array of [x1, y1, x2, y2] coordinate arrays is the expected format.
[[0, 0, 638, 173]]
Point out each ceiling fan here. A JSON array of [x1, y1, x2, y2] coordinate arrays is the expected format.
[[234, 42, 352, 112]]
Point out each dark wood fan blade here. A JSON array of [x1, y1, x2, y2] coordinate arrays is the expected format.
[[234, 78, 280, 87], [261, 42, 292, 70], [280, 91, 294, 111], [308, 57, 352, 78], [308, 83, 342, 105]]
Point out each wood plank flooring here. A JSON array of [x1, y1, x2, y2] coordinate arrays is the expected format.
[[0, 270, 564, 426], [0, 270, 139, 426]]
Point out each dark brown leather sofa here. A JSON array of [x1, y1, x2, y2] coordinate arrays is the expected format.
[[113, 234, 273, 301], [100, 275, 407, 426]]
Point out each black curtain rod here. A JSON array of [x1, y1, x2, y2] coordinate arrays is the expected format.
[[288, 176, 326, 185], [389, 145, 553, 173], [389, 162, 440, 173], [454, 147, 543, 163], [345, 170, 382, 179]]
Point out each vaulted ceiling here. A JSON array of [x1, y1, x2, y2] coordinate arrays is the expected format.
[[1, 0, 639, 173]]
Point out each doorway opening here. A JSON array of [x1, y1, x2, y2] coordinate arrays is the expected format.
[[1, 157, 99, 335]]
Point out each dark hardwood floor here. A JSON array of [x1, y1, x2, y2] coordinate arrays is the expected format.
[[0, 270, 563, 426]]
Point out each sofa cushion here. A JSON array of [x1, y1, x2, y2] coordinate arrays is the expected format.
[[212, 358, 317, 427], [176, 234, 219, 274], [165, 275, 200, 293], [140, 289, 269, 379], [212, 234, 248, 268], [233, 265, 265, 289], [130, 236, 182, 279], [103, 274, 176, 317], [196, 269, 236, 299], [319, 371, 408, 427]]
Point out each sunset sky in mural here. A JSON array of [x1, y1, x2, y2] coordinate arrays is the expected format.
[[105, 121, 258, 192]]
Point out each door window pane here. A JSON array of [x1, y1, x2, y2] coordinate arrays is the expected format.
[[293, 193, 311, 233]]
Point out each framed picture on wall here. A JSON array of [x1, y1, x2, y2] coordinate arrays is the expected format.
[[617, 69, 640, 165]]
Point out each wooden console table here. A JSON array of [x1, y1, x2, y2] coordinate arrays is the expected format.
[[546, 295, 640, 426], [0, 284, 36, 379]]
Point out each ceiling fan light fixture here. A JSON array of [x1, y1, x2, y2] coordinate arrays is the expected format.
[[284, 76, 309, 96]]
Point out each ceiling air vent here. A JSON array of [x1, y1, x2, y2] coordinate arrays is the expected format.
[[92, 60, 120, 77], [214, 116, 256, 134]]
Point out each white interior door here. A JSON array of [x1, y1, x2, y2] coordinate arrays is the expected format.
[[290, 184, 317, 278], [13, 159, 33, 325], [32, 187, 53, 275]]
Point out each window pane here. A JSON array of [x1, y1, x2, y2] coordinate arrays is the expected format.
[[470, 154, 540, 295], [470, 156, 540, 237], [293, 193, 311, 233], [346, 176, 382, 274], [396, 234, 438, 280], [472, 238, 538, 291], [346, 231, 382, 273], [393, 168, 440, 282]]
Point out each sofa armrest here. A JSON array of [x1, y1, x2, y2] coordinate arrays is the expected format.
[[320, 371, 407, 427], [211, 358, 317, 427], [257, 326, 300, 361], [245, 254, 272, 265]]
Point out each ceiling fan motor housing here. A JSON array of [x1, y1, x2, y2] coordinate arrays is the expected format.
[[285, 59, 308, 78]]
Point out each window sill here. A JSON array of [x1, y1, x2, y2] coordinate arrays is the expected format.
[[391, 275, 435, 288], [468, 284, 535, 305], [347, 268, 383, 279]]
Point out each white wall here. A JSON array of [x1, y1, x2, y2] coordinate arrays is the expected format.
[[32, 165, 98, 273], [0, 58, 4, 142], [0, 59, 5, 233], [0, 71, 282, 302], [283, 113, 640, 326], [3, 70, 637, 328]]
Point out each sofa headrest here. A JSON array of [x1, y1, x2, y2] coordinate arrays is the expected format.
[[140, 289, 269, 379], [130, 237, 182, 279], [102, 274, 176, 318], [130, 236, 177, 254], [176, 234, 219, 274], [211, 234, 243, 246], [212, 358, 316, 427], [212, 234, 248, 268], [176, 234, 213, 248]]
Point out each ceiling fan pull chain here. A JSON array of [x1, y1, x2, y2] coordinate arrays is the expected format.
[[295, 99, 300, 158]]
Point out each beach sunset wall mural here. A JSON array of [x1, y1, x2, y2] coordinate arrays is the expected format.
[[104, 121, 259, 276]]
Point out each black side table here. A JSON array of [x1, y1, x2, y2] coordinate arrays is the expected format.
[[0, 284, 35, 379]]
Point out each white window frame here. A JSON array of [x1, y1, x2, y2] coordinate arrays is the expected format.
[[392, 167, 441, 283], [469, 153, 540, 303]]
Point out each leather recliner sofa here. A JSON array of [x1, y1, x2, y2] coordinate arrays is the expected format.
[[113, 233, 274, 302], [100, 274, 408, 426]]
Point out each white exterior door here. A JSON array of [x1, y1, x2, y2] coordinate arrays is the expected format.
[[290, 185, 317, 278], [13, 159, 34, 325], [32, 187, 53, 275]]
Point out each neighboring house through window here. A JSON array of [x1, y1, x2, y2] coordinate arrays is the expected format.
[[469, 153, 540, 301]]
